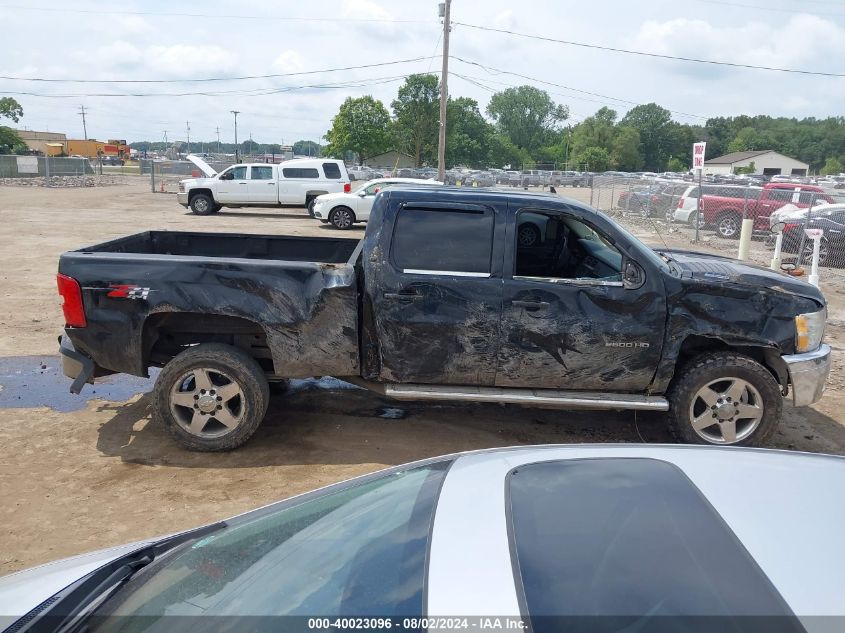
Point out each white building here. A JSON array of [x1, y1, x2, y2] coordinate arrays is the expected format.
[[703, 150, 809, 177]]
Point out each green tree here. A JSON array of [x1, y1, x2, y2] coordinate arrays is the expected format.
[[821, 156, 844, 175], [610, 126, 642, 171], [734, 161, 756, 175], [620, 103, 674, 171], [324, 95, 391, 163], [446, 97, 493, 168], [486, 85, 568, 155], [0, 97, 24, 154], [391, 74, 440, 166], [293, 140, 322, 157], [666, 156, 687, 172], [0, 126, 23, 154], [0, 97, 23, 123], [487, 133, 528, 169], [573, 146, 611, 171]]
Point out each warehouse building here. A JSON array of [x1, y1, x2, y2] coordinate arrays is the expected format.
[[15, 130, 67, 156], [703, 150, 809, 177]]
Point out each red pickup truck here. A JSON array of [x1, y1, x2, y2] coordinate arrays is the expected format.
[[702, 183, 834, 239]]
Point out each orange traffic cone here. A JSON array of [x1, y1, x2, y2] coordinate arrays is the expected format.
[[159, 181, 165, 193]]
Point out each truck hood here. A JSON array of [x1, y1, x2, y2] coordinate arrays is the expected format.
[[179, 176, 216, 187], [186, 154, 217, 177], [660, 249, 825, 304]]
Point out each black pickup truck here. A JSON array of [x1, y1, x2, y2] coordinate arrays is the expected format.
[[57, 187, 831, 451]]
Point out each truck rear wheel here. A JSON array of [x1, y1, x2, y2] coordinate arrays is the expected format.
[[153, 343, 270, 451], [666, 352, 781, 447], [190, 194, 214, 216]]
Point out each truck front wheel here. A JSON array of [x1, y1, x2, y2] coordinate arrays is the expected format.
[[667, 352, 781, 447], [153, 343, 270, 451], [190, 194, 215, 216]]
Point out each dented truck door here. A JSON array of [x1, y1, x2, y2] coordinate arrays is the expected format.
[[366, 198, 506, 385], [496, 204, 667, 391]]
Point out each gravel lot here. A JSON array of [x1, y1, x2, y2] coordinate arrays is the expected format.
[[2, 179, 844, 574]]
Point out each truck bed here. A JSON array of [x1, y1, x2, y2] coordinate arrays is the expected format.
[[77, 231, 361, 264], [60, 231, 364, 380]]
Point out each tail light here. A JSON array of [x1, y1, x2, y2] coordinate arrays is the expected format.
[[57, 273, 86, 328], [677, 198, 684, 208], [343, 182, 351, 193]]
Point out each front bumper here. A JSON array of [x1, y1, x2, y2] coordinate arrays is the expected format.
[[176, 192, 189, 206], [58, 334, 95, 394], [782, 343, 832, 407], [312, 206, 324, 219]]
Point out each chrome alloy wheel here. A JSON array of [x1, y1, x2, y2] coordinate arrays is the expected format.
[[688, 377, 764, 444], [170, 368, 245, 438]]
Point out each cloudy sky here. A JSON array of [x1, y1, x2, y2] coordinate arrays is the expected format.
[[2, 0, 844, 147]]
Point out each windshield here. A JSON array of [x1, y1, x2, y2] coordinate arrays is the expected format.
[[90, 462, 449, 625]]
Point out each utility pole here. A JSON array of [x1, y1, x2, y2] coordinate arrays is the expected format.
[[163, 130, 168, 147], [78, 104, 88, 140], [185, 121, 190, 155], [231, 110, 240, 163], [436, 0, 452, 182], [216, 126, 221, 154]]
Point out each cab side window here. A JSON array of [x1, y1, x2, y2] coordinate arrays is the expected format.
[[250, 166, 273, 180], [231, 166, 248, 180], [515, 210, 622, 282]]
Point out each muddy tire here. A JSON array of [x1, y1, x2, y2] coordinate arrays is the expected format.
[[667, 352, 781, 447], [190, 194, 214, 216], [330, 206, 355, 230], [153, 343, 270, 451], [306, 195, 316, 217]]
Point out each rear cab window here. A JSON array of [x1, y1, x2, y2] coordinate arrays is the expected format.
[[507, 458, 793, 627], [323, 162, 342, 179], [391, 204, 494, 275], [282, 167, 320, 179]]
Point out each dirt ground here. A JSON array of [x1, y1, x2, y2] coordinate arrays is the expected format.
[[1, 179, 845, 575]]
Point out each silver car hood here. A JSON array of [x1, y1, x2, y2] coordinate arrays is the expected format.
[[0, 540, 154, 619]]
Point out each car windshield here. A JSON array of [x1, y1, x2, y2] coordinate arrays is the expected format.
[[89, 462, 449, 624]]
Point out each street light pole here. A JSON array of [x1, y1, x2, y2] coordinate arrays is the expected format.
[[231, 110, 240, 163], [436, 0, 451, 182]]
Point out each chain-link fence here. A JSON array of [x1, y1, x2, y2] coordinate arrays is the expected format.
[[588, 174, 845, 282], [0, 155, 148, 187]]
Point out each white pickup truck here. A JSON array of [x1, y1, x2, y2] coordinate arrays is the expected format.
[[177, 155, 351, 215]]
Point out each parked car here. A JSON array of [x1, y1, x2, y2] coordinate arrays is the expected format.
[[2, 445, 843, 628], [57, 188, 829, 451], [780, 204, 845, 265], [312, 177, 443, 229], [700, 183, 835, 238], [672, 184, 761, 226], [177, 155, 350, 215], [520, 170, 545, 187]]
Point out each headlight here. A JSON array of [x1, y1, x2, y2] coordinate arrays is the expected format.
[[795, 309, 826, 353]]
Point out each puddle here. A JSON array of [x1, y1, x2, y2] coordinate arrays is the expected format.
[[0, 356, 361, 413], [0, 356, 158, 413]]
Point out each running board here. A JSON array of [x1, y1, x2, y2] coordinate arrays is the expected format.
[[368, 383, 669, 411]]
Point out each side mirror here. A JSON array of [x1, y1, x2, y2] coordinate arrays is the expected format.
[[358, 190, 367, 196], [219, 172, 232, 181], [623, 260, 645, 289]]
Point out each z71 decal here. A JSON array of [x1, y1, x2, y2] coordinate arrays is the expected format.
[[107, 284, 151, 300]]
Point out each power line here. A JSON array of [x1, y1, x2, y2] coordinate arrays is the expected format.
[[450, 57, 709, 120], [0, 74, 414, 98], [0, 56, 439, 83], [0, 4, 436, 24], [695, 0, 845, 16], [453, 21, 845, 77]]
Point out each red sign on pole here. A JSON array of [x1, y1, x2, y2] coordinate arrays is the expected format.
[[692, 142, 706, 170]]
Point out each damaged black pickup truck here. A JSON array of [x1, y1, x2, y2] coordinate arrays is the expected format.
[[57, 187, 831, 451]]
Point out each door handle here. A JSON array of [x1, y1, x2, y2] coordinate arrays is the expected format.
[[512, 300, 550, 310], [384, 292, 423, 302]]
